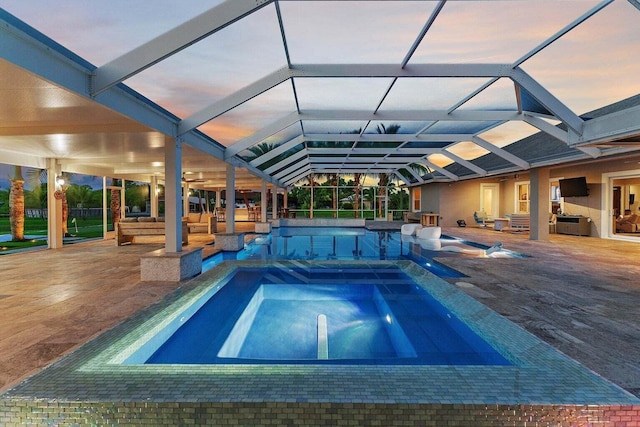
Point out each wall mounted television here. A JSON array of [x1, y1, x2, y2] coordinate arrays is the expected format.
[[559, 177, 589, 197]]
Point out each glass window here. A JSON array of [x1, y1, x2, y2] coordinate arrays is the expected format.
[[413, 188, 421, 212], [515, 181, 530, 213]]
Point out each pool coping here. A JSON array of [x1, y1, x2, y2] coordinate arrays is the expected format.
[[2, 260, 639, 405]]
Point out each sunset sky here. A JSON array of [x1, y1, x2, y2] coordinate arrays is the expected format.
[[0, 0, 639, 185]]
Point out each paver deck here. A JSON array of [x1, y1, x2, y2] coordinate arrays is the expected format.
[[0, 221, 639, 425]]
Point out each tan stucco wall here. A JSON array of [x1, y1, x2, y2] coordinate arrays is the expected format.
[[413, 156, 640, 237]]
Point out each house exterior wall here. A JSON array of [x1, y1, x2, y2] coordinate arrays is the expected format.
[[414, 156, 640, 237], [419, 184, 440, 214]]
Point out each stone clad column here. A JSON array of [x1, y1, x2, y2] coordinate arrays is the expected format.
[[141, 136, 202, 282]]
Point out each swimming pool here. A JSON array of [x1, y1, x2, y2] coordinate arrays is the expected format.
[[125, 265, 510, 366], [202, 227, 503, 278], [15, 259, 636, 410]]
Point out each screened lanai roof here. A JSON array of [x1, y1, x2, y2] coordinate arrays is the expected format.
[[1, 0, 640, 190]]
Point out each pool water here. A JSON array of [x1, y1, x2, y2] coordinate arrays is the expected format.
[[130, 266, 511, 366], [204, 227, 475, 278]]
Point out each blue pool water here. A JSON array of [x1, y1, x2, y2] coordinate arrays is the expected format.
[[204, 227, 471, 278], [131, 266, 511, 366]]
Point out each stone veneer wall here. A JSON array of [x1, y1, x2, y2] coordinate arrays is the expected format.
[[0, 401, 638, 426]]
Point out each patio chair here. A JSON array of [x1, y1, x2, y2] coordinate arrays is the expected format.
[[473, 210, 494, 227], [215, 207, 226, 222]]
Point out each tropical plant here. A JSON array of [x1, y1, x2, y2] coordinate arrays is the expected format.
[[8, 166, 25, 241], [243, 142, 279, 162], [25, 169, 77, 235], [66, 184, 97, 218], [111, 178, 121, 227]]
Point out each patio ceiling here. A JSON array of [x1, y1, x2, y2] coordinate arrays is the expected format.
[[1, 0, 640, 190]]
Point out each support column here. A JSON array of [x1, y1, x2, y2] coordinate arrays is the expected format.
[[102, 176, 108, 240], [215, 164, 244, 250], [310, 183, 314, 219], [530, 167, 550, 241], [261, 181, 268, 221], [150, 175, 159, 218], [272, 187, 278, 220], [141, 137, 202, 282], [256, 180, 271, 233], [120, 180, 126, 219], [225, 164, 235, 234], [284, 189, 288, 209], [46, 159, 63, 248], [183, 182, 190, 218], [164, 137, 182, 252]]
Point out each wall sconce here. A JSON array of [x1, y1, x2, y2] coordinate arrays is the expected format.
[[56, 176, 65, 186]]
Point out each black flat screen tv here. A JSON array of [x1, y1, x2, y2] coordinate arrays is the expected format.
[[559, 177, 589, 197]]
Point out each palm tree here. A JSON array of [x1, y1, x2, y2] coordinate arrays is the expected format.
[[111, 178, 121, 229], [28, 169, 73, 236], [66, 184, 95, 219], [244, 142, 279, 162], [9, 166, 25, 241], [375, 123, 401, 218], [315, 171, 340, 218], [244, 143, 280, 210]]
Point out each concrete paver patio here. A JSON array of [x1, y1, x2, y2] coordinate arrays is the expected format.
[[0, 221, 638, 400]]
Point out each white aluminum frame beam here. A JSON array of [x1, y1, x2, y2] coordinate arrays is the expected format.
[[92, 0, 271, 95], [179, 67, 291, 135], [571, 103, 640, 147], [440, 151, 487, 176], [421, 160, 459, 181], [511, 67, 584, 136], [513, 1, 613, 67], [394, 171, 412, 186], [472, 136, 530, 169], [307, 148, 440, 155], [178, 64, 518, 135], [522, 114, 568, 143], [291, 63, 512, 79], [274, 158, 311, 180], [299, 110, 521, 122], [303, 134, 470, 143], [282, 165, 313, 186], [226, 113, 300, 157], [263, 148, 308, 175], [400, 166, 425, 184], [250, 135, 306, 168]]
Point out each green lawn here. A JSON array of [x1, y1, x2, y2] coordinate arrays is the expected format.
[[0, 239, 48, 251], [0, 216, 108, 251]]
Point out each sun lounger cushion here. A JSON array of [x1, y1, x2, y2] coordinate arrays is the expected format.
[[417, 226, 441, 240], [401, 223, 422, 235]]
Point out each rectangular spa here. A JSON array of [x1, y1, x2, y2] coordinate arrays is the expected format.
[[124, 266, 511, 366]]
